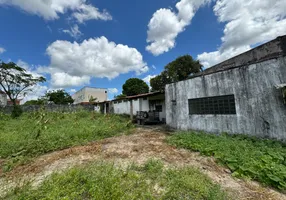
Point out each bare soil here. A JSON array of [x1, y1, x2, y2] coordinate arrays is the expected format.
[[1, 126, 285, 200]]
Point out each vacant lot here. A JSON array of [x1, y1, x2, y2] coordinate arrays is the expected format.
[[0, 111, 133, 171], [168, 131, 286, 191], [1, 113, 286, 200]]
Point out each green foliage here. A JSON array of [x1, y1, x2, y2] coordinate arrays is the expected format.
[[168, 132, 286, 191], [45, 89, 74, 105], [0, 111, 134, 171], [88, 95, 98, 104], [0, 61, 46, 118], [24, 99, 45, 106], [150, 55, 202, 91], [114, 93, 127, 99], [11, 105, 23, 118], [5, 160, 227, 200], [122, 78, 149, 96], [150, 71, 170, 92]]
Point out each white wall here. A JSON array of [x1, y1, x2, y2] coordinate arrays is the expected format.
[[72, 87, 107, 104], [112, 97, 166, 122], [114, 100, 130, 114], [166, 57, 286, 140], [0, 93, 7, 107]]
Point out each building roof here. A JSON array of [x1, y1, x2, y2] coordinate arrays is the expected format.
[[112, 91, 163, 102], [192, 35, 286, 78]]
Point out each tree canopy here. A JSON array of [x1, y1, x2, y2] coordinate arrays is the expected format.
[[114, 94, 127, 99], [150, 55, 202, 91], [0, 61, 46, 117], [122, 78, 149, 96], [24, 99, 45, 106], [45, 90, 74, 105]]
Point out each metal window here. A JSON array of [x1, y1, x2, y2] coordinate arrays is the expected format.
[[189, 95, 236, 115], [155, 105, 163, 112]]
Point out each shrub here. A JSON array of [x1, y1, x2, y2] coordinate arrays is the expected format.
[[11, 105, 23, 118], [168, 132, 286, 191]]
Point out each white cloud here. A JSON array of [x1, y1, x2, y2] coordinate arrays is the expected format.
[[0, 47, 6, 54], [51, 72, 90, 88], [108, 88, 118, 94], [72, 4, 112, 23], [43, 36, 148, 88], [62, 24, 83, 39], [197, 0, 286, 68], [15, 60, 48, 103], [70, 89, 77, 93], [0, 0, 112, 23], [146, 0, 210, 56], [143, 75, 157, 85], [21, 84, 48, 104], [198, 45, 251, 68]]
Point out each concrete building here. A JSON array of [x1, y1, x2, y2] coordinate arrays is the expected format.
[[72, 87, 108, 104], [166, 36, 286, 141], [0, 90, 7, 107], [101, 92, 166, 123]]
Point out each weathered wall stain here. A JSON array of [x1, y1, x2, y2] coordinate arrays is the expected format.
[[166, 36, 286, 141]]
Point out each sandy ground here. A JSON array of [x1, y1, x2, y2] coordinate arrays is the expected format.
[[0, 126, 285, 200]]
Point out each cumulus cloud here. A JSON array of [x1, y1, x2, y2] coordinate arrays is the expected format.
[[146, 0, 210, 56], [21, 84, 48, 104], [42, 36, 148, 88], [143, 75, 157, 86], [0, 47, 6, 54], [70, 89, 77, 93], [62, 24, 83, 39], [50, 72, 90, 88], [73, 4, 112, 23], [0, 0, 112, 23], [108, 88, 118, 94], [15, 60, 48, 103], [197, 0, 286, 68]]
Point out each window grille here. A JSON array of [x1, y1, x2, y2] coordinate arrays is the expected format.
[[189, 95, 236, 115]]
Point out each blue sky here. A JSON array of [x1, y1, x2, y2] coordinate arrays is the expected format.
[[0, 0, 285, 102]]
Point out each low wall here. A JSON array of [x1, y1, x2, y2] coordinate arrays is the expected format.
[[0, 104, 95, 114]]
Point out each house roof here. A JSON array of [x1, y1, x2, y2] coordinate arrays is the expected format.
[[111, 91, 164, 102], [191, 35, 286, 78]]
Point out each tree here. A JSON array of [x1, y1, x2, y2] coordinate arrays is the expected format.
[[24, 99, 45, 106], [114, 94, 127, 99], [150, 55, 202, 91], [0, 61, 46, 117], [165, 55, 202, 82], [45, 90, 74, 105], [89, 95, 98, 104], [122, 78, 149, 96], [150, 71, 170, 92]]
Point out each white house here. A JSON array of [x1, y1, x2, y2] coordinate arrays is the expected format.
[[101, 92, 166, 123]]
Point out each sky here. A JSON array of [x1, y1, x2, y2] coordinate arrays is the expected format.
[[0, 0, 285, 102]]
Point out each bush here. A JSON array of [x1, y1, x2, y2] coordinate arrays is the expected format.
[[5, 160, 227, 200], [168, 132, 286, 191], [0, 111, 134, 171], [11, 105, 23, 118]]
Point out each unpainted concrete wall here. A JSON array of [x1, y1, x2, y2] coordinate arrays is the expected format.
[[166, 57, 286, 140], [0, 94, 7, 107]]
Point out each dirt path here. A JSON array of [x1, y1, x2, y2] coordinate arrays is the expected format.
[[1, 126, 285, 200]]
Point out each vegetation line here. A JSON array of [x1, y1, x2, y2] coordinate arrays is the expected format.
[[167, 131, 286, 191]]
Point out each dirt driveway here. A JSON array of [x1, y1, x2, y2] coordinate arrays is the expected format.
[[1, 126, 285, 200]]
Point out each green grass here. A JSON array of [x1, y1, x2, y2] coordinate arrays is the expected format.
[[0, 111, 133, 171], [167, 132, 286, 191], [4, 159, 227, 200]]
